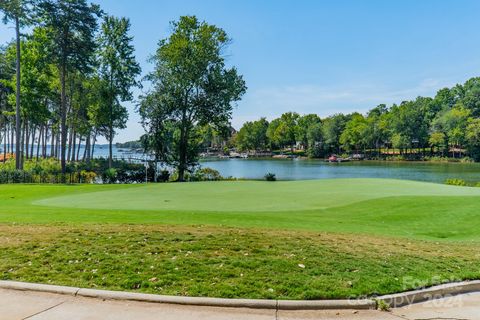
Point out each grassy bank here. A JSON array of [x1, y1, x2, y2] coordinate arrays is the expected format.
[[1, 224, 479, 300], [1, 179, 480, 299]]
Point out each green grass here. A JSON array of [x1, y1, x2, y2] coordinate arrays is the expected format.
[[1, 178, 480, 299], [1, 225, 479, 299], [2, 179, 480, 241]]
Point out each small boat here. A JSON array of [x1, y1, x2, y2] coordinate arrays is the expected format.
[[327, 155, 350, 163]]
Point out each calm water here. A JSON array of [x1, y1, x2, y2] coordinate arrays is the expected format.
[[4, 143, 480, 183], [0, 144, 146, 161], [200, 158, 480, 183]]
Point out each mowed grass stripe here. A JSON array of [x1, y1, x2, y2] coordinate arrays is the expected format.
[[1, 179, 480, 241], [33, 179, 480, 212]]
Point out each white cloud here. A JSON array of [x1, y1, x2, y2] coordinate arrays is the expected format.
[[231, 78, 458, 129]]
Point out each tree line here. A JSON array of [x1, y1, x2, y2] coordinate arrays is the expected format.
[[0, 0, 141, 176], [234, 78, 480, 161], [1, 1, 246, 181]]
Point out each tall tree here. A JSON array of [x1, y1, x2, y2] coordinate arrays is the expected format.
[[266, 112, 299, 151], [340, 113, 368, 153], [140, 16, 246, 181], [236, 118, 269, 152], [322, 113, 349, 154], [0, 0, 35, 169], [37, 0, 100, 176], [295, 113, 321, 151], [97, 15, 141, 168]]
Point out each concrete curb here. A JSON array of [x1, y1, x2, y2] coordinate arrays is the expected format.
[[277, 299, 375, 310], [0, 280, 373, 310], [376, 280, 480, 308], [77, 288, 278, 309], [1, 280, 480, 310], [0, 280, 79, 296]]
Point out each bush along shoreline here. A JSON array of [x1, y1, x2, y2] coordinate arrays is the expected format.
[[0, 158, 235, 184], [444, 178, 480, 187]]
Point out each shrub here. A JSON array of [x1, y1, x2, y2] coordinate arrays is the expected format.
[[0, 170, 9, 183], [376, 299, 391, 311], [191, 167, 223, 181], [445, 178, 467, 186], [264, 172, 276, 181], [157, 170, 170, 182], [102, 168, 118, 184], [80, 170, 97, 183], [426, 156, 450, 163], [169, 170, 191, 182]]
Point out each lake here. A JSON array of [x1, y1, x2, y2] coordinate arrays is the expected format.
[[200, 158, 480, 184], [4, 143, 480, 183]]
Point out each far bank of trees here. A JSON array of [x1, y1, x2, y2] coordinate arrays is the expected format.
[[234, 78, 480, 161]]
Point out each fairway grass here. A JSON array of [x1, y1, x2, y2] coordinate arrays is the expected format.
[[1, 178, 480, 299], [1, 224, 479, 300], [2, 179, 480, 240]]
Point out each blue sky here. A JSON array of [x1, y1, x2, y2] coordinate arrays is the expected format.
[[2, 0, 480, 143]]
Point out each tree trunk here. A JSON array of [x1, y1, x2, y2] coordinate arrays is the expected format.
[[84, 133, 90, 162], [67, 127, 73, 162], [21, 120, 25, 161], [24, 120, 29, 159], [60, 63, 67, 178], [3, 125, 6, 161], [10, 123, 14, 155], [15, 16, 22, 169], [30, 125, 36, 159], [91, 131, 96, 159], [36, 125, 42, 159], [71, 130, 76, 162], [177, 122, 187, 182], [43, 124, 48, 158], [109, 128, 113, 168], [76, 135, 81, 161]]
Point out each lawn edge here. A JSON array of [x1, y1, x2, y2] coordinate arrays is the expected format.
[[2, 280, 480, 310]]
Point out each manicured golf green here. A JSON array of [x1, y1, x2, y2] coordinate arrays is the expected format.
[[34, 178, 480, 212], [2, 178, 480, 240], [1, 178, 480, 299]]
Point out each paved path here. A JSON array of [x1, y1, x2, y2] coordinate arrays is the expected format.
[[1, 288, 479, 320]]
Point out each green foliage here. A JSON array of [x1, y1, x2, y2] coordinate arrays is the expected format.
[[102, 168, 117, 184], [116, 140, 142, 149], [236, 118, 269, 152], [80, 170, 97, 183], [376, 299, 391, 311], [445, 178, 467, 186], [266, 112, 299, 150], [96, 15, 141, 167], [157, 170, 170, 182], [340, 113, 368, 152], [191, 167, 223, 181], [139, 16, 246, 181], [322, 114, 349, 154]]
